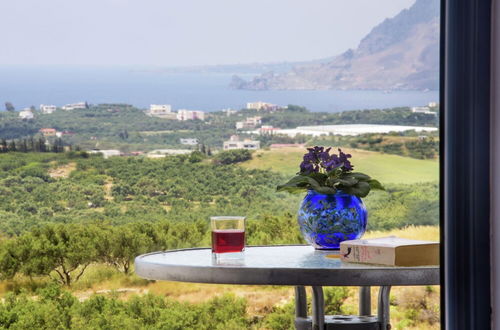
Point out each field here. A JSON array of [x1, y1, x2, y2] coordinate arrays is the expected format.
[[0, 225, 439, 329], [0, 150, 440, 329], [240, 147, 439, 184]]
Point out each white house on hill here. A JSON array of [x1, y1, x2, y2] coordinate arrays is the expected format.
[[223, 135, 260, 150], [177, 109, 205, 121], [62, 102, 86, 111], [40, 104, 57, 114], [180, 138, 199, 145], [19, 109, 34, 120]]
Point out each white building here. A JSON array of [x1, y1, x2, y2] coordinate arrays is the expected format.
[[258, 125, 280, 135], [150, 104, 172, 113], [222, 108, 238, 116], [223, 135, 260, 150], [19, 109, 34, 120], [411, 106, 437, 115], [177, 109, 205, 121], [40, 104, 57, 114], [246, 101, 279, 111], [147, 104, 176, 119], [236, 116, 262, 130], [428, 102, 439, 108], [180, 138, 199, 145], [269, 124, 438, 137], [62, 102, 87, 111], [89, 149, 122, 159]]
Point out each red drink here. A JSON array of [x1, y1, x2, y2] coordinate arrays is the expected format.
[[212, 229, 245, 253]]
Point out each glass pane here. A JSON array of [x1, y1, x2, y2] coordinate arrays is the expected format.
[[0, 0, 440, 328]]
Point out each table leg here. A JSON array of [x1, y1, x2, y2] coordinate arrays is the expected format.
[[311, 286, 325, 330], [359, 286, 371, 316], [294, 286, 307, 318], [377, 286, 392, 330]]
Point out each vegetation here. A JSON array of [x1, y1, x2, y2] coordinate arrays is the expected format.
[[213, 149, 253, 165], [0, 136, 71, 153], [0, 152, 437, 235], [310, 130, 439, 160], [0, 105, 438, 153], [0, 87, 441, 330], [0, 285, 251, 329], [260, 106, 438, 129], [0, 226, 440, 330]]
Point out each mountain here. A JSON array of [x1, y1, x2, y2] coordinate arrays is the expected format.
[[231, 0, 439, 91]]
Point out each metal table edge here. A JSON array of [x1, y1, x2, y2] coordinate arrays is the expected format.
[[134, 245, 440, 286]]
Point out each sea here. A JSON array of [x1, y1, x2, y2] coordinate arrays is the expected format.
[[0, 66, 439, 113]]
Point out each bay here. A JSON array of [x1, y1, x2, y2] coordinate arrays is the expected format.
[[0, 66, 439, 113]]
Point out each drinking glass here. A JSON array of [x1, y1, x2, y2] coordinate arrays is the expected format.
[[211, 216, 246, 258]]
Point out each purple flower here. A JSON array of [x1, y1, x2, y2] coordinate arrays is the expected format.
[[299, 146, 354, 173], [324, 154, 342, 171], [300, 161, 315, 173], [338, 149, 353, 171], [307, 146, 324, 154], [300, 146, 325, 173], [318, 147, 331, 162], [303, 152, 317, 163]]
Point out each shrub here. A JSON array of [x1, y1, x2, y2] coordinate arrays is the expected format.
[[213, 149, 252, 165]]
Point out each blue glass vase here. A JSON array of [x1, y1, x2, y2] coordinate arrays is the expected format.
[[298, 190, 367, 250]]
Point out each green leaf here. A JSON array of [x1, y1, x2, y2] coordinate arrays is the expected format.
[[276, 175, 311, 194], [325, 177, 339, 187], [276, 185, 308, 194], [278, 171, 383, 197], [277, 174, 337, 195], [335, 177, 359, 187], [368, 179, 385, 191], [327, 168, 343, 178], [307, 172, 328, 186], [345, 172, 372, 181], [342, 181, 371, 198], [313, 186, 337, 194]]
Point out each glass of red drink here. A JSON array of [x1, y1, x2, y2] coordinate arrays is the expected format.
[[211, 216, 245, 259]]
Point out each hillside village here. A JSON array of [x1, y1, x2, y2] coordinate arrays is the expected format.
[[1, 99, 439, 160]]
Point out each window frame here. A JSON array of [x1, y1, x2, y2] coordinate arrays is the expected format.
[[441, 0, 492, 327]]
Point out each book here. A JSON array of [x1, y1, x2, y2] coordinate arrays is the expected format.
[[339, 236, 439, 266]]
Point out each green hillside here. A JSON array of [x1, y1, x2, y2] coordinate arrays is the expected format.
[[240, 147, 438, 184]]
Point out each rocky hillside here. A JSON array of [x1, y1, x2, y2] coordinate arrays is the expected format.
[[231, 0, 439, 91]]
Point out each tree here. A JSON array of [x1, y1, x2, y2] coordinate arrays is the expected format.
[[8, 140, 16, 152], [19, 139, 28, 152], [28, 137, 35, 151], [213, 149, 252, 165], [52, 138, 64, 153], [286, 104, 308, 113], [36, 137, 47, 152], [15, 224, 104, 286], [189, 151, 205, 163], [102, 226, 152, 274], [5, 102, 15, 111], [0, 240, 22, 280]]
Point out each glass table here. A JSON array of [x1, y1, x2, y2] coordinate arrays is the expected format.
[[135, 245, 439, 330]]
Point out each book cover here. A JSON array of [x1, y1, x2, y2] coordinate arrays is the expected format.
[[339, 236, 439, 266]]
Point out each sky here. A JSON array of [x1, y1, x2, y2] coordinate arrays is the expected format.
[[0, 0, 416, 67]]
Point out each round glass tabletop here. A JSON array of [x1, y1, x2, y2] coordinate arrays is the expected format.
[[135, 245, 439, 286]]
